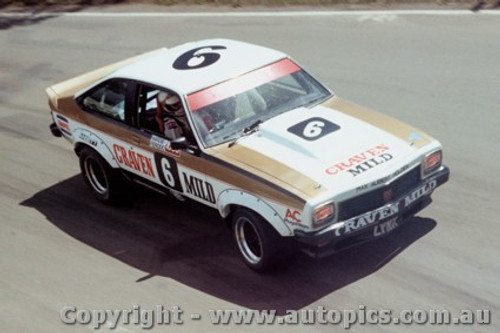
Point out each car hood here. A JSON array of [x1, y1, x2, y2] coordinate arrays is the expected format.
[[216, 98, 434, 199]]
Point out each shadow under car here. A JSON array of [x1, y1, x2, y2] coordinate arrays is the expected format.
[[21, 175, 437, 314]]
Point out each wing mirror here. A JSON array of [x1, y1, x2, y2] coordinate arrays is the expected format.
[[170, 137, 190, 150], [170, 137, 201, 156]]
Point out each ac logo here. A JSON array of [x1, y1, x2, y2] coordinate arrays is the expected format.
[[285, 209, 301, 223]]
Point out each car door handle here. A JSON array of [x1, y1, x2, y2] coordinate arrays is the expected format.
[[131, 135, 140, 145]]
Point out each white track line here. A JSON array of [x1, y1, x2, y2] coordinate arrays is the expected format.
[[1, 10, 499, 18]]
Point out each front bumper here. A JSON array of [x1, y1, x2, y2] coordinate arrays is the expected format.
[[294, 165, 450, 258]]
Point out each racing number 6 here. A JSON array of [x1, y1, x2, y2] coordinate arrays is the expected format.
[[173, 46, 227, 70], [160, 158, 175, 188], [154, 153, 182, 192], [287, 117, 339, 141], [303, 120, 325, 138]]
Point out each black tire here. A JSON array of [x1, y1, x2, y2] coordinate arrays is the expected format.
[[79, 147, 126, 204], [232, 208, 286, 272]]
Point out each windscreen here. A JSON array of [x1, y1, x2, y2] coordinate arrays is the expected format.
[[187, 58, 332, 147]]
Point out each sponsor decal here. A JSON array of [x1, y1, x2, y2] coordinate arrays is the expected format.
[[373, 217, 398, 237], [285, 209, 301, 223], [150, 135, 180, 157], [325, 144, 392, 177], [355, 164, 410, 192], [113, 144, 155, 178], [336, 205, 399, 237], [335, 180, 437, 237], [286, 221, 309, 230], [355, 184, 370, 193], [346, 154, 393, 177], [404, 180, 437, 206], [287, 117, 340, 141], [78, 130, 98, 147], [182, 173, 216, 204], [56, 115, 72, 136], [408, 132, 424, 146], [284, 208, 308, 229], [409, 132, 423, 141], [187, 58, 300, 111]]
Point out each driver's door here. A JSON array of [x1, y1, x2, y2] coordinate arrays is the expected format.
[[131, 83, 217, 206]]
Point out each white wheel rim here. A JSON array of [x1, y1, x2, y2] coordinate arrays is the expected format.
[[235, 217, 263, 265], [84, 157, 108, 195]]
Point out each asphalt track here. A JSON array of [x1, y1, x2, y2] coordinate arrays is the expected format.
[[1, 6, 499, 332]]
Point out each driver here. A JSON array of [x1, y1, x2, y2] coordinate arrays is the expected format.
[[155, 91, 189, 140]]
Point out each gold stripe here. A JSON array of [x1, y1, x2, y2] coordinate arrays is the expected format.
[[206, 153, 307, 209], [137, 144, 308, 209], [213, 145, 327, 203], [51, 96, 309, 209], [322, 96, 433, 148]]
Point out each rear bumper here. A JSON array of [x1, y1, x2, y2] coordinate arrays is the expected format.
[[294, 166, 450, 258], [49, 122, 62, 137]]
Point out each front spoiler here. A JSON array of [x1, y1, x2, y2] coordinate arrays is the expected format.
[[294, 166, 450, 258]]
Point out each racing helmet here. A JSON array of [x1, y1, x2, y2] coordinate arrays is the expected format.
[[158, 92, 184, 117]]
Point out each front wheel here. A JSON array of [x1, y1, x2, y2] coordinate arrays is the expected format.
[[232, 208, 286, 272], [79, 147, 125, 204]]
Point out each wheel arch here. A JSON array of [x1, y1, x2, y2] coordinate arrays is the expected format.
[[217, 190, 292, 237], [73, 130, 119, 169]]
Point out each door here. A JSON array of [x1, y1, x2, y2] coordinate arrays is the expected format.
[[131, 83, 217, 206]]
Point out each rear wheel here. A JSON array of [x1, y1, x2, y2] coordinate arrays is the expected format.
[[79, 147, 125, 204], [232, 208, 286, 272]]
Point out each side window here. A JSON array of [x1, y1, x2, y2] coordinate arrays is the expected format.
[[81, 80, 128, 122], [137, 85, 161, 134], [136, 85, 195, 144]]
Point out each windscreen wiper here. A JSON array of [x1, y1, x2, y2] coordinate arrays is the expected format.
[[228, 120, 262, 148]]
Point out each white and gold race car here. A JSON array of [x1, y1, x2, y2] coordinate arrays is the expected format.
[[47, 39, 449, 271]]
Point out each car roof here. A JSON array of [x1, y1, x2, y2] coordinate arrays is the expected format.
[[110, 39, 288, 95]]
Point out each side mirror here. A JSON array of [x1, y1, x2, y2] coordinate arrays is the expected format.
[[170, 137, 190, 150]]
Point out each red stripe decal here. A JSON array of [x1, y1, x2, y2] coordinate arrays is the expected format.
[[187, 58, 300, 111]]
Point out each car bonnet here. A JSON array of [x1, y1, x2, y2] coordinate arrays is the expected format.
[[216, 98, 434, 200]]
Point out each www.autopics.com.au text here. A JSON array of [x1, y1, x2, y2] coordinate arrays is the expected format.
[[59, 305, 491, 329]]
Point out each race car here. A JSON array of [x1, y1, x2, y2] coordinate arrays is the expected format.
[[47, 39, 449, 271]]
